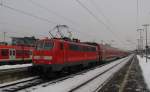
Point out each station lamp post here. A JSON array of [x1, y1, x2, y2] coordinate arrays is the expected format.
[[142, 24, 149, 62]]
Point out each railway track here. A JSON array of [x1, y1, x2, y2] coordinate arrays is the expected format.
[[0, 66, 34, 84], [0, 76, 44, 92], [0, 55, 132, 92], [0, 64, 106, 92], [69, 55, 134, 92], [0, 67, 28, 74], [21, 55, 132, 92]]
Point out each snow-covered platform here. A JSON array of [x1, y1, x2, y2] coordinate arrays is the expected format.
[[100, 55, 150, 92], [137, 55, 150, 90], [0, 64, 33, 84], [0, 63, 32, 71]]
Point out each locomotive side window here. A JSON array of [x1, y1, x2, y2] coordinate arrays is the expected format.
[[91, 47, 96, 52], [16, 50, 23, 55], [44, 42, 53, 50], [83, 46, 89, 52], [82, 46, 96, 52], [1, 49, 8, 56], [69, 44, 80, 51]]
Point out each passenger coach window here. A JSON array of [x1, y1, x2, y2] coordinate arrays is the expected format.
[[13, 51, 15, 55], [1, 49, 8, 56], [16, 50, 23, 55]]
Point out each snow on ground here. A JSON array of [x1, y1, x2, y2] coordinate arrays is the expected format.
[[21, 55, 133, 92], [73, 56, 130, 92], [0, 76, 38, 87], [137, 55, 150, 90], [0, 64, 32, 70]]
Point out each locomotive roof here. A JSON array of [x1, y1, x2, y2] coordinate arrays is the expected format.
[[39, 38, 97, 47]]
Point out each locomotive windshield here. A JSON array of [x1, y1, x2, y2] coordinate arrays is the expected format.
[[36, 40, 53, 50]]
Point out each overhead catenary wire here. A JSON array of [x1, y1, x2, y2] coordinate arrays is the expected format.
[[0, 3, 57, 25], [0, 2, 96, 41], [75, 0, 128, 46], [0, 0, 132, 49], [0, 22, 46, 36], [28, 0, 79, 27], [75, 0, 110, 30], [88, 0, 135, 47], [88, 0, 113, 28], [27, 0, 96, 40]]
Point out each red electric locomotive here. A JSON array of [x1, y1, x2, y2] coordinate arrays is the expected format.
[[32, 38, 99, 72], [0, 45, 34, 64]]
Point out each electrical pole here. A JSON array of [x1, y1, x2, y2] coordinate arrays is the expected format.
[[137, 29, 144, 54], [143, 24, 149, 62], [137, 39, 140, 53]]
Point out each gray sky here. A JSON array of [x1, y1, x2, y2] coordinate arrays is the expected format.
[[0, 0, 150, 50]]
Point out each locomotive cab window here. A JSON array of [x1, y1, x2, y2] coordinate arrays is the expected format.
[[37, 40, 53, 50]]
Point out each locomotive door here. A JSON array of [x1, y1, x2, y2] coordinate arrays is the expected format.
[[9, 49, 16, 60], [60, 42, 66, 63]]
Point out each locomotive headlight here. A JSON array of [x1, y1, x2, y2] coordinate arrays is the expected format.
[[44, 56, 52, 60]]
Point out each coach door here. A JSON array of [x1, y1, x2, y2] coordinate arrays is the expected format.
[[9, 49, 16, 60]]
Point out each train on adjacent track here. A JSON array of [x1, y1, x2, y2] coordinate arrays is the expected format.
[[32, 37, 128, 75], [0, 45, 34, 65]]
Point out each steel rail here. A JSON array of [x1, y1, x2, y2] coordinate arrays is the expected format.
[[69, 55, 133, 92]]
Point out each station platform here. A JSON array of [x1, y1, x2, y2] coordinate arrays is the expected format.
[[99, 55, 150, 92]]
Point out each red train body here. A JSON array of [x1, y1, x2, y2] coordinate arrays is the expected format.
[[0, 45, 34, 64], [32, 38, 128, 72]]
